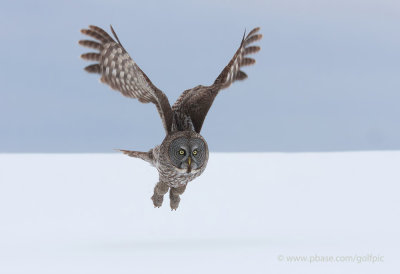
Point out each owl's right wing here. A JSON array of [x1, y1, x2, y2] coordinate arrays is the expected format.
[[79, 25, 173, 134], [173, 27, 262, 133]]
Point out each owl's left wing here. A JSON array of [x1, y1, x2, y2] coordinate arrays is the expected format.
[[79, 25, 173, 134], [173, 27, 262, 133]]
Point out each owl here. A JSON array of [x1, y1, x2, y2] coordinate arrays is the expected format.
[[79, 25, 262, 210]]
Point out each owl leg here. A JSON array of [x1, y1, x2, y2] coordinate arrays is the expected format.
[[169, 185, 187, 211], [151, 181, 169, 208]]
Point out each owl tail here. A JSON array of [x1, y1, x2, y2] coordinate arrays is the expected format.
[[115, 149, 154, 165]]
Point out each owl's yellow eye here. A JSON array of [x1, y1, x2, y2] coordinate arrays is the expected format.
[[192, 150, 198, 155], [179, 149, 185, 155]]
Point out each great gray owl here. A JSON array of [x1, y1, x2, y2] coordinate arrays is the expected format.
[[79, 25, 262, 210]]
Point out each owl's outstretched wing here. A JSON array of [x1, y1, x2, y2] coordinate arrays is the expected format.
[[79, 25, 173, 134], [172, 27, 262, 133]]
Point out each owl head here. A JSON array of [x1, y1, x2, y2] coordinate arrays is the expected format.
[[162, 131, 209, 174]]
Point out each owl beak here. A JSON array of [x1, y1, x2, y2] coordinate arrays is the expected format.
[[187, 157, 192, 173]]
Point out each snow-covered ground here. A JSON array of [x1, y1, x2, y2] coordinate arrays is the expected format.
[[0, 152, 399, 273]]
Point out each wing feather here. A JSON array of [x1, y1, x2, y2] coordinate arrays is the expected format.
[[214, 27, 262, 89], [79, 40, 101, 50], [84, 64, 101, 73], [79, 25, 173, 134], [172, 27, 262, 133]]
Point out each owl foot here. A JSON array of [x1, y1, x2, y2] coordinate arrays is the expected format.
[[169, 195, 180, 210], [169, 185, 186, 210], [151, 182, 170, 208], [151, 194, 164, 208]]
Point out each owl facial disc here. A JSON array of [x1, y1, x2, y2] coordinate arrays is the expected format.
[[168, 137, 207, 173]]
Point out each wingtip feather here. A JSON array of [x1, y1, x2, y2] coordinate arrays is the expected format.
[[84, 64, 101, 73]]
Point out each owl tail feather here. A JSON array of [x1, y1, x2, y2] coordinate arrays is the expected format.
[[115, 149, 154, 165]]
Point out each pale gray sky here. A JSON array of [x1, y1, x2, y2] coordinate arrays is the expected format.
[[0, 0, 399, 152]]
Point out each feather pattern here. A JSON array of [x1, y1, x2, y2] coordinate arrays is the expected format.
[[79, 25, 173, 134], [172, 27, 262, 133], [213, 27, 262, 89]]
